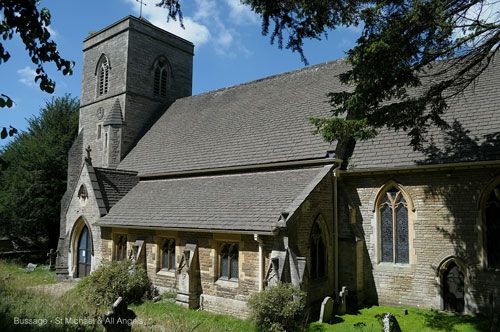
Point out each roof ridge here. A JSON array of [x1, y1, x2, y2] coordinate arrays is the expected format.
[[182, 58, 347, 101]]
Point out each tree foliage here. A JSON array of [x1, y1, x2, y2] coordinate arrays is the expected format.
[[247, 0, 500, 149], [158, 0, 499, 150], [0, 95, 79, 250], [0, 0, 73, 138]]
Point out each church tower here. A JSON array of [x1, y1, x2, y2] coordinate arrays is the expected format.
[[79, 16, 193, 168]]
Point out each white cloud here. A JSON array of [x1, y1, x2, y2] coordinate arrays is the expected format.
[[224, 0, 258, 25], [194, 0, 218, 21], [124, 0, 211, 45], [17, 66, 37, 87], [123, 0, 253, 58]]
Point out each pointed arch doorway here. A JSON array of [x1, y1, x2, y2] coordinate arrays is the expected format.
[[77, 225, 92, 278], [442, 261, 465, 313]]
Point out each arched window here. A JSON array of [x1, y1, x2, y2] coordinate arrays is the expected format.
[[115, 234, 127, 261], [161, 239, 176, 271], [220, 243, 238, 280], [310, 221, 326, 279], [97, 55, 110, 96], [153, 57, 169, 97], [379, 187, 409, 264], [485, 184, 500, 268]]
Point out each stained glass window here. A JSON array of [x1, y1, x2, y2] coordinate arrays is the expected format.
[[311, 221, 327, 279], [486, 185, 500, 268], [116, 235, 127, 261], [379, 187, 409, 264], [220, 243, 238, 280], [162, 239, 176, 271], [381, 204, 393, 262]]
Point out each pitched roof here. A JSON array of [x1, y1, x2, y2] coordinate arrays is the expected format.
[[98, 166, 331, 233], [93, 167, 138, 212], [348, 58, 500, 170], [118, 61, 347, 176], [119, 57, 500, 175], [103, 99, 123, 126]]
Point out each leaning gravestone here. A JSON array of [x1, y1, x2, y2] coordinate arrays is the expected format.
[[319, 296, 334, 323], [102, 296, 136, 332], [382, 313, 401, 332], [25, 263, 37, 272]]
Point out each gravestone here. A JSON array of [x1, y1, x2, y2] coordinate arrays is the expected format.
[[382, 313, 401, 332], [102, 296, 136, 332], [47, 249, 57, 271], [319, 296, 334, 323], [25, 263, 37, 272], [175, 243, 200, 309], [338, 286, 348, 315]]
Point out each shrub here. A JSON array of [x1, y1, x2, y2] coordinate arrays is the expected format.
[[248, 282, 306, 332], [78, 260, 152, 310]]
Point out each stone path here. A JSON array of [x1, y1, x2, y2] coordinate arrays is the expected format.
[[29, 281, 77, 298]]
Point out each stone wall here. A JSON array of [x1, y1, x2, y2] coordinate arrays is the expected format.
[[341, 166, 500, 313], [280, 171, 335, 306], [63, 163, 103, 277], [79, 16, 193, 168], [100, 228, 274, 318]]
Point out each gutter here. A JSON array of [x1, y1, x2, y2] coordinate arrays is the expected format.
[[95, 223, 275, 236], [342, 159, 500, 176], [138, 157, 338, 180]]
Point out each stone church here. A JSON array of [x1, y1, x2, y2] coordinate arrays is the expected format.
[[56, 16, 500, 317]]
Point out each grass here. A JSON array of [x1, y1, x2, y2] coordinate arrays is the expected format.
[[0, 259, 493, 332], [309, 305, 491, 332], [130, 293, 255, 332]]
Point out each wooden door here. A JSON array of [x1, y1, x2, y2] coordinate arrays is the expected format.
[[77, 225, 92, 278], [443, 262, 464, 313]]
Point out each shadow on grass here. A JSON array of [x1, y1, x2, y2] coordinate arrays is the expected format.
[[422, 309, 491, 332]]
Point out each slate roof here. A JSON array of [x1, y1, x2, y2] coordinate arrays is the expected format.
[[99, 166, 331, 233], [118, 61, 345, 176], [93, 167, 139, 212], [119, 57, 500, 175], [347, 58, 500, 170]]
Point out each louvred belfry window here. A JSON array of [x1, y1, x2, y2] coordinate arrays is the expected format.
[[97, 56, 110, 96], [379, 188, 409, 264], [153, 58, 169, 97]]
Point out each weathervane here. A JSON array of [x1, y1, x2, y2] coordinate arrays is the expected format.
[[136, 0, 147, 19]]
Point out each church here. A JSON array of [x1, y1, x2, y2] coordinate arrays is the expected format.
[[56, 16, 500, 317]]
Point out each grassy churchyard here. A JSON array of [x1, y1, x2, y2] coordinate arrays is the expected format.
[[0, 260, 491, 331]]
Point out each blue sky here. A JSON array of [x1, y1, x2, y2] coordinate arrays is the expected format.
[[0, 0, 360, 147]]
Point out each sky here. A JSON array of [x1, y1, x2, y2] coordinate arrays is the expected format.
[[0, 0, 361, 147]]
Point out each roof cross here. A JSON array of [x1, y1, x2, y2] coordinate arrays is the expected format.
[[136, 0, 147, 19], [85, 145, 92, 163]]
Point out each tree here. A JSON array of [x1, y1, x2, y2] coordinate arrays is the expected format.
[[0, 0, 73, 138], [0, 95, 79, 250], [158, 0, 499, 150]]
